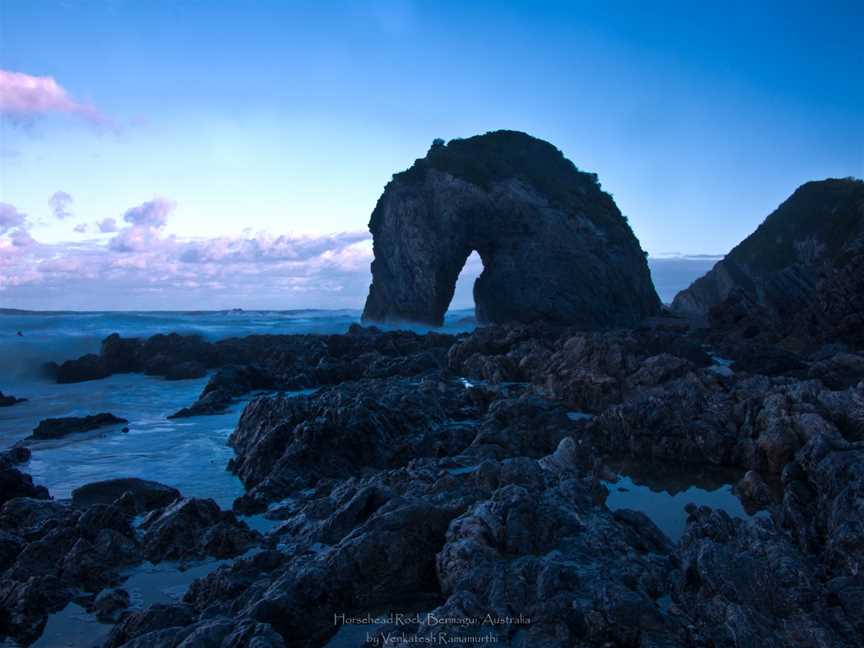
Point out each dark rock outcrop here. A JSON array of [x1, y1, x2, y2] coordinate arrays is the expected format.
[[138, 497, 259, 562], [672, 178, 864, 346], [362, 131, 660, 327], [31, 413, 128, 440], [71, 478, 180, 513], [0, 468, 262, 646], [89, 587, 130, 623], [0, 391, 26, 407]]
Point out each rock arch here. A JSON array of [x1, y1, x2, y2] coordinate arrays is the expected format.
[[362, 131, 660, 328]]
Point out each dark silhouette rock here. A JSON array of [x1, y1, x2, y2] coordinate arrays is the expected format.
[[0, 391, 26, 407], [71, 478, 180, 513], [0, 470, 49, 507], [56, 353, 110, 383], [0, 449, 47, 507], [672, 178, 864, 350], [138, 498, 259, 562], [88, 587, 130, 623], [31, 413, 128, 440], [362, 130, 660, 327]]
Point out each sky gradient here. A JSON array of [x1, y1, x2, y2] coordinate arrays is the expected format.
[[1, 0, 862, 310]]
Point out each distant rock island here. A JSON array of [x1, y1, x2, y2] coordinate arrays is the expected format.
[[362, 130, 660, 327]]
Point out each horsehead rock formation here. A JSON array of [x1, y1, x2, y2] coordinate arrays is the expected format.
[[362, 130, 660, 327]]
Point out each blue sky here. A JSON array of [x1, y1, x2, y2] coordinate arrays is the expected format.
[[0, 0, 862, 309]]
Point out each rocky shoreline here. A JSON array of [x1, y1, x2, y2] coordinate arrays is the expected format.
[[2, 311, 863, 647], [2, 140, 861, 646]]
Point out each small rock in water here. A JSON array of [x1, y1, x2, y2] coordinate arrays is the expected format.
[[71, 478, 181, 513], [0, 391, 27, 407], [89, 588, 130, 623], [31, 413, 128, 440]]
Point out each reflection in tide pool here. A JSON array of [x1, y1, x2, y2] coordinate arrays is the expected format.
[[30, 559, 233, 648], [603, 459, 768, 541]]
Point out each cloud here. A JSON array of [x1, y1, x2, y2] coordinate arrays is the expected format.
[[121, 197, 174, 228], [49, 191, 73, 220], [10, 229, 35, 248], [0, 196, 377, 308], [109, 197, 175, 252], [97, 217, 118, 233], [0, 203, 27, 233], [0, 69, 110, 127]]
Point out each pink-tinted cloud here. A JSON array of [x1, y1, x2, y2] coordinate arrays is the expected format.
[[121, 198, 174, 228], [0, 197, 381, 308], [97, 217, 118, 233], [49, 191, 73, 219], [10, 228, 35, 248], [109, 198, 175, 252], [0, 203, 27, 233], [0, 69, 110, 127]]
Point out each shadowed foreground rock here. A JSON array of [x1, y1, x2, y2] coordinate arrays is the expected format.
[[0, 475, 259, 646], [362, 131, 660, 327], [71, 478, 181, 513]]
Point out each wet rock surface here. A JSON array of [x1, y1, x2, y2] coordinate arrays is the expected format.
[[0, 471, 260, 646], [71, 478, 181, 513], [31, 412, 129, 440], [0, 391, 27, 407]]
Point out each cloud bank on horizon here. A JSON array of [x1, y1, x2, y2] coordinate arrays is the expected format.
[[0, 196, 375, 310]]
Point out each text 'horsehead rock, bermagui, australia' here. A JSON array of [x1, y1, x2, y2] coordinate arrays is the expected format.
[[362, 130, 661, 327]]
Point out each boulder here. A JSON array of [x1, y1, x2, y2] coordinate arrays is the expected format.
[[71, 478, 180, 513], [31, 413, 128, 440], [0, 391, 26, 407], [138, 498, 259, 562]]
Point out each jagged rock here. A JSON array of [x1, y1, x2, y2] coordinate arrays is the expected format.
[[734, 470, 775, 512], [0, 391, 26, 407], [103, 602, 197, 648], [0, 446, 31, 466], [0, 469, 49, 507], [169, 365, 275, 418], [673, 178, 864, 316], [673, 178, 864, 352], [71, 478, 180, 513], [138, 498, 259, 562], [0, 530, 23, 571], [0, 575, 71, 646], [89, 587, 130, 623], [362, 130, 660, 327], [228, 374, 483, 513], [31, 412, 128, 439], [56, 353, 111, 383], [672, 506, 860, 646], [242, 497, 453, 646]]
